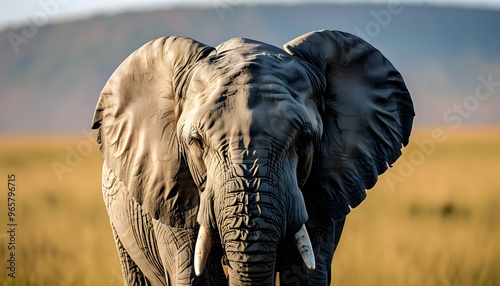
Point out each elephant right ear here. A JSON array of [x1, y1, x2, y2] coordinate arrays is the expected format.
[[284, 30, 415, 225], [92, 37, 214, 227]]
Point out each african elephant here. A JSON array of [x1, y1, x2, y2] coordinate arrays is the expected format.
[[92, 30, 414, 285]]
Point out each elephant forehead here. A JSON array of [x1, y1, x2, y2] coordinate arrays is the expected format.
[[192, 54, 314, 103], [193, 40, 310, 86], [230, 56, 311, 90], [199, 87, 311, 152], [186, 49, 318, 148]]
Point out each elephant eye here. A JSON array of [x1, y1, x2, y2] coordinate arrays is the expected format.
[[189, 131, 204, 148], [296, 128, 313, 156]]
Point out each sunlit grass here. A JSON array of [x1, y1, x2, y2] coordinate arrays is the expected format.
[[0, 128, 499, 285], [0, 135, 121, 286]]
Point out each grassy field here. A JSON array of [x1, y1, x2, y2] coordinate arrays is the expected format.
[[0, 127, 499, 285]]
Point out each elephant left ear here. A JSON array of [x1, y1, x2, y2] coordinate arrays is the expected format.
[[284, 30, 415, 225]]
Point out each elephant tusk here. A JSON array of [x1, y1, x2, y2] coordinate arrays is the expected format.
[[294, 224, 316, 270], [194, 225, 213, 276]]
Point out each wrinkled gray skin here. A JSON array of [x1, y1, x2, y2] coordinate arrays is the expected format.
[[92, 30, 414, 285]]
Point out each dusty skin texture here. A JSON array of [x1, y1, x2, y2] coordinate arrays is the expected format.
[[92, 30, 414, 285]]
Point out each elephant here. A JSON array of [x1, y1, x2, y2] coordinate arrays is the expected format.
[[92, 29, 414, 285]]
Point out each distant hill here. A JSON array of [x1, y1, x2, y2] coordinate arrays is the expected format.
[[1, 4, 499, 134]]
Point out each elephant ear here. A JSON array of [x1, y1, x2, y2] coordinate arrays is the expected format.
[[284, 30, 414, 225], [92, 37, 214, 227]]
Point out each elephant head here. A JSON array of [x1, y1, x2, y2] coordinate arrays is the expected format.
[[92, 30, 414, 285]]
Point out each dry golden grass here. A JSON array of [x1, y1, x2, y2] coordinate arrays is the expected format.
[[0, 135, 121, 285], [0, 127, 499, 285]]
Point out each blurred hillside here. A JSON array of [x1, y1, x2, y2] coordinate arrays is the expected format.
[[1, 4, 499, 134]]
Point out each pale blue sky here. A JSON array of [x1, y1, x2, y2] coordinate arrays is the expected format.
[[1, 0, 500, 28]]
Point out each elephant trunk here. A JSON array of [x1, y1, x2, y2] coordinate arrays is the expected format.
[[195, 166, 315, 285], [226, 246, 277, 286], [222, 184, 282, 285]]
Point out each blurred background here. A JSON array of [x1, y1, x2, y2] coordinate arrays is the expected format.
[[0, 0, 499, 285]]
